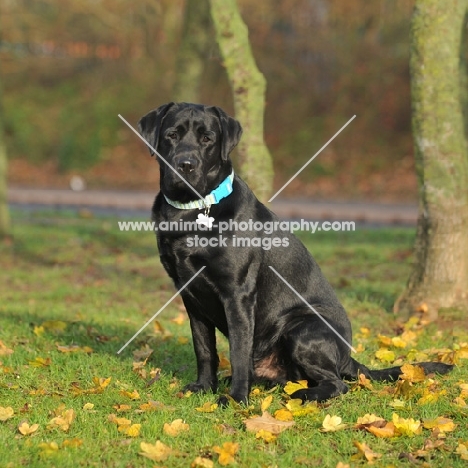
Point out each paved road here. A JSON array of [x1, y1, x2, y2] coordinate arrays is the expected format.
[[8, 187, 418, 225]]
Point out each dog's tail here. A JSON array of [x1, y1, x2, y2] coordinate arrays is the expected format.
[[343, 358, 454, 382]]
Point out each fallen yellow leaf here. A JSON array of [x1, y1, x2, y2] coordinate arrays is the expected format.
[[399, 364, 425, 383], [261, 395, 273, 412], [352, 440, 382, 462], [195, 402, 218, 413], [356, 414, 385, 426], [41, 320, 67, 331], [244, 411, 295, 434], [0, 340, 13, 356], [377, 334, 393, 347], [213, 442, 239, 466], [456, 442, 468, 460], [422, 417, 456, 433], [38, 441, 59, 456], [255, 429, 277, 443], [18, 421, 40, 435], [0, 406, 14, 421], [56, 344, 93, 353], [62, 438, 83, 448], [284, 380, 308, 395], [29, 357, 51, 367], [191, 456, 214, 468], [274, 408, 294, 421], [321, 414, 347, 432], [375, 348, 395, 363], [171, 313, 186, 325], [392, 413, 421, 437], [391, 336, 407, 348], [48, 409, 76, 432], [119, 423, 141, 437], [163, 419, 189, 437], [366, 422, 396, 438], [285, 399, 319, 417], [120, 389, 140, 400], [83, 403, 94, 410], [139, 441, 172, 462], [108, 414, 131, 426]]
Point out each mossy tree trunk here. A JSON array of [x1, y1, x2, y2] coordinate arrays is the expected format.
[[172, 0, 212, 103], [394, 0, 468, 320], [209, 0, 273, 203]]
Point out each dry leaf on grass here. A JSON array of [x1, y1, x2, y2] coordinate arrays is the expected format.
[[118, 423, 141, 437], [352, 441, 382, 462], [255, 429, 277, 443], [399, 363, 425, 382], [284, 380, 308, 395], [0, 340, 14, 356], [392, 413, 421, 436], [274, 408, 294, 421], [320, 415, 347, 432], [375, 348, 395, 363], [196, 402, 218, 413], [48, 408, 76, 432], [366, 422, 396, 438], [422, 417, 456, 433], [213, 442, 239, 466], [28, 357, 51, 367], [0, 406, 14, 421], [285, 399, 319, 417], [261, 395, 273, 412], [120, 389, 140, 400], [139, 440, 173, 462], [191, 456, 214, 467], [244, 411, 295, 434], [18, 421, 39, 435], [163, 419, 189, 436], [456, 442, 468, 460]]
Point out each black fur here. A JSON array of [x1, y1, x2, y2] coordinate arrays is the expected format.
[[139, 102, 453, 404]]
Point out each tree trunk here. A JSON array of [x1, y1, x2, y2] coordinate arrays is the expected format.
[[0, 18, 11, 239], [394, 0, 468, 320], [209, 0, 273, 203], [172, 0, 212, 103]]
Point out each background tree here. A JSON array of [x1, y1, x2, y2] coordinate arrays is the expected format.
[[209, 0, 273, 203], [394, 0, 468, 320], [172, 0, 212, 103], [0, 15, 10, 239]]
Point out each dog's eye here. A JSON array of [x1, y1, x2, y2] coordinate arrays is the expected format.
[[167, 132, 178, 140], [202, 135, 211, 143]]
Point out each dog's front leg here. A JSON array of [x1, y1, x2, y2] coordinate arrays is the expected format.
[[183, 311, 219, 394], [219, 297, 255, 405]]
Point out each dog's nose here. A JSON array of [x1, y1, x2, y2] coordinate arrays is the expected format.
[[177, 158, 197, 174]]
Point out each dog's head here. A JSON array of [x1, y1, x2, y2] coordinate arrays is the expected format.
[[138, 102, 242, 202]]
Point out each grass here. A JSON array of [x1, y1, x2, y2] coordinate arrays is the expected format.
[[0, 210, 466, 468]]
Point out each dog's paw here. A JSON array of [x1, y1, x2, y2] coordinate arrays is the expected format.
[[182, 382, 216, 394]]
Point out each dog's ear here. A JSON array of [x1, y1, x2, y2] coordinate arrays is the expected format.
[[210, 106, 243, 161], [137, 102, 175, 156]]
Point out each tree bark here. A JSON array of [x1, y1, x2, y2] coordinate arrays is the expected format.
[[0, 18, 11, 239], [394, 0, 468, 319], [209, 0, 273, 203], [172, 0, 212, 103]]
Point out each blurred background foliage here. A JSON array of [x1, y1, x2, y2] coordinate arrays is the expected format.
[[1, 0, 466, 200]]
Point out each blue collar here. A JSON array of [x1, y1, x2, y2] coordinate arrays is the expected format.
[[164, 170, 234, 210]]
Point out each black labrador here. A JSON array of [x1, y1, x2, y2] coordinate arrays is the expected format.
[[138, 102, 452, 404]]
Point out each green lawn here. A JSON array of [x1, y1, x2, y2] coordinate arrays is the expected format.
[[0, 210, 466, 467]]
